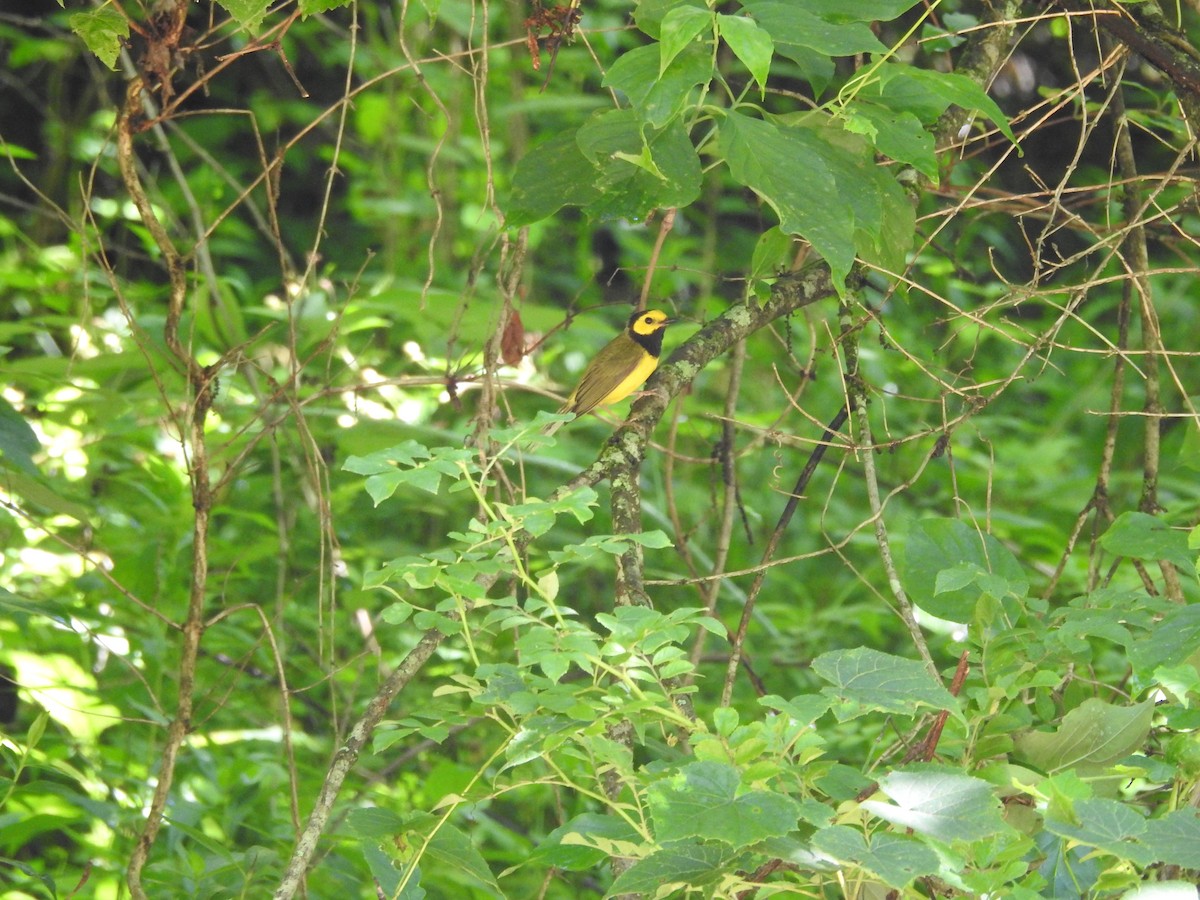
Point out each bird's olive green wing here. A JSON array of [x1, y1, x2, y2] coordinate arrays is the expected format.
[[566, 334, 647, 416]]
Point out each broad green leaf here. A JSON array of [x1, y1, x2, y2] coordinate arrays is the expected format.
[[1045, 797, 1154, 867], [862, 766, 1009, 842], [346, 807, 407, 838], [1129, 603, 1200, 677], [0, 469, 90, 522], [813, 647, 960, 717], [607, 839, 734, 895], [900, 517, 1028, 621], [360, 845, 408, 898], [877, 64, 1017, 144], [648, 760, 800, 849], [1100, 511, 1194, 570], [632, 0, 707, 39], [843, 101, 937, 178], [0, 395, 39, 474], [505, 132, 601, 226], [1140, 809, 1200, 867], [716, 14, 773, 95], [412, 816, 503, 894], [811, 826, 939, 888], [759, 693, 832, 725], [529, 813, 641, 871], [217, 0, 272, 32], [68, 8, 129, 69], [741, 1, 886, 56], [721, 112, 853, 288], [603, 43, 712, 128], [798, 0, 924, 20], [577, 110, 703, 220], [298, 0, 348, 14], [750, 226, 794, 280], [659, 5, 713, 75], [1014, 698, 1154, 773]]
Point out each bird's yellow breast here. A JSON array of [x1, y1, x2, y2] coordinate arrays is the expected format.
[[594, 348, 659, 407]]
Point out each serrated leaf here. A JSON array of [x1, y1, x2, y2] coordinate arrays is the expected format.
[[813, 647, 960, 717], [759, 693, 832, 724], [811, 825, 939, 888], [607, 839, 733, 895], [298, 0, 349, 14], [529, 813, 641, 871], [346, 807, 407, 838], [649, 761, 800, 849], [422, 820, 502, 894], [1045, 797, 1154, 867], [1014, 698, 1154, 773], [1129, 603, 1200, 677], [217, 0, 272, 32], [862, 766, 1010, 842], [69, 8, 129, 69], [1140, 809, 1200, 867]]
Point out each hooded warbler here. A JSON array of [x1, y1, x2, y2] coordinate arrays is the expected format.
[[544, 308, 675, 434]]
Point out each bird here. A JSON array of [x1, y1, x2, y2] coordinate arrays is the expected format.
[[543, 308, 676, 435]]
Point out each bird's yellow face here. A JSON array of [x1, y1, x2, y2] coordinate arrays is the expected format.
[[628, 309, 672, 337]]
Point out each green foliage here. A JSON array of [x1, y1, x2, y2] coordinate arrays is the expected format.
[[3, 0, 1200, 897]]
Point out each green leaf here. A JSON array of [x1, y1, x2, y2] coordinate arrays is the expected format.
[[741, 1, 886, 56], [345, 807, 407, 838], [577, 110, 703, 220], [607, 839, 734, 895], [1100, 511, 1194, 570], [505, 132, 601, 226], [811, 825, 939, 888], [0, 395, 39, 474], [529, 813, 641, 871], [720, 112, 853, 288], [877, 63, 1018, 144], [648, 760, 800, 849], [749, 226, 793, 281], [217, 0, 272, 32], [603, 43, 712, 128], [1129, 603, 1200, 677], [68, 8, 129, 69], [298, 0, 349, 14], [420, 819, 503, 894], [759, 693, 832, 725], [843, 101, 937, 178], [861, 766, 1010, 842], [1045, 797, 1154, 867], [659, 5, 713, 75], [716, 15, 773, 95], [1014, 698, 1154, 773], [900, 517, 1029, 621], [1140, 809, 1200, 867], [813, 647, 960, 717]]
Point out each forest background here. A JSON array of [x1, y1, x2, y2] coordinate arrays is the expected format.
[[3, 0, 1200, 897]]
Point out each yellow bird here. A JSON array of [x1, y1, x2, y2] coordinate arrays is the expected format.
[[544, 308, 676, 434]]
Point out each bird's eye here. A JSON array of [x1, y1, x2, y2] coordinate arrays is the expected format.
[[644, 316, 653, 324]]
